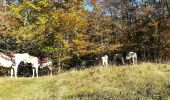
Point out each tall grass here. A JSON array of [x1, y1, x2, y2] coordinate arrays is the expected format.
[[0, 63, 169, 100]]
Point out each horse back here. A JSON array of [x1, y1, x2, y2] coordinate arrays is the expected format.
[[0, 52, 15, 61]]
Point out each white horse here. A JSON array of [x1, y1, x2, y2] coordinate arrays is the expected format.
[[39, 57, 53, 76], [126, 52, 137, 65], [102, 55, 108, 67], [27, 55, 40, 77], [27, 55, 53, 77], [0, 52, 30, 78], [12, 53, 31, 77]]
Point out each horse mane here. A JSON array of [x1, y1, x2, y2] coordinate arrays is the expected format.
[[38, 56, 49, 64], [0, 49, 15, 58]]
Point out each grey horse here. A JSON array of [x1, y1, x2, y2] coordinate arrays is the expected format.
[[126, 52, 137, 65], [113, 54, 125, 65]]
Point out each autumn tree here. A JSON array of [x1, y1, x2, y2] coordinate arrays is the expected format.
[[101, 0, 170, 62]]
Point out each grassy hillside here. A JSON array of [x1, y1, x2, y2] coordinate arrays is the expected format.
[[0, 63, 170, 100]]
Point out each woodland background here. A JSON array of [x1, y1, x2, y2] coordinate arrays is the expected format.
[[0, 0, 170, 72]]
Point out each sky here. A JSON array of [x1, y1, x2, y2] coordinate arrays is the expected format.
[[83, 4, 93, 11], [83, 0, 94, 11], [83, 0, 144, 12]]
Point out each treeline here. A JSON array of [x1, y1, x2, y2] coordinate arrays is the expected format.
[[0, 0, 170, 69]]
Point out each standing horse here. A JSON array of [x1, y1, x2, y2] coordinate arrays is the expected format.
[[28, 55, 53, 77], [114, 54, 125, 65], [101, 55, 108, 67], [0, 52, 30, 78], [39, 57, 53, 76], [12, 53, 31, 77], [28, 55, 40, 77], [126, 52, 137, 65]]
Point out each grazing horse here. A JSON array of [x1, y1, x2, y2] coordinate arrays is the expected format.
[[27, 55, 53, 77], [126, 52, 137, 65], [38, 57, 53, 76], [101, 55, 108, 67], [0, 52, 30, 78], [27, 55, 40, 77], [114, 54, 125, 65]]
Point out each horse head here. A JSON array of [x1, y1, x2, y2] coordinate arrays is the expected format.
[[126, 52, 137, 60], [126, 55, 131, 60]]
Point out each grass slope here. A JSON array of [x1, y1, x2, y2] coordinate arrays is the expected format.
[[0, 63, 170, 100]]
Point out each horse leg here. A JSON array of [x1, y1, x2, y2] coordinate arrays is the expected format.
[[102, 60, 104, 67], [106, 62, 108, 67], [36, 66, 38, 77], [135, 57, 137, 64], [10, 68, 13, 78], [122, 58, 125, 65], [50, 69, 52, 76], [32, 68, 35, 78], [14, 67, 18, 78], [132, 57, 135, 65], [113, 58, 116, 65], [103, 61, 106, 67], [49, 66, 52, 76], [105, 57, 108, 67]]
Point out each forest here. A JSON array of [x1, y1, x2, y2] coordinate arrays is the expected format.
[[0, 0, 170, 99], [0, 0, 170, 72]]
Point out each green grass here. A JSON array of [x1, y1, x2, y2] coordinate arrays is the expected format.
[[0, 63, 170, 100]]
